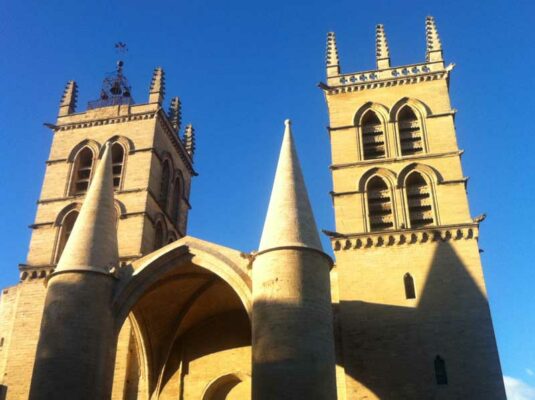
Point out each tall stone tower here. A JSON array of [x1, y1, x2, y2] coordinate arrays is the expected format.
[[0, 62, 196, 399], [322, 18, 506, 399]]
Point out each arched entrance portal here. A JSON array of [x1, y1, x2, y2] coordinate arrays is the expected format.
[[111, 237, 253, 400]]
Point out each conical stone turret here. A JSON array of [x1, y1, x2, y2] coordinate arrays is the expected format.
[[259, 119, 323, 253], [56, 142, 119, 274], [30, 143, 119, 400], [252, 120, 337, 400]]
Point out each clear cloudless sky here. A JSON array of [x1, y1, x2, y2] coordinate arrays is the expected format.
[[1, 0, 534, 395]]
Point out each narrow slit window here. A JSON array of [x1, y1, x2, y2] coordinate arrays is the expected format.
[[367, 176, 394, 231], [56, 210, 79, 262], [154, 221, 164, 250], [398, 106, 424, 156], [71, 147, 94, 194], [434, 355, 448, 385], [159, 161, 171, 211], [361, 111, 386, 160], [404, 273, 416, 299], [111, 143, 125, 189], [406, 172, 434, 228], [171, 178, 181, 224]]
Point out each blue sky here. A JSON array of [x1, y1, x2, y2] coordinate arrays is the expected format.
[[1, 0, 533, 396]]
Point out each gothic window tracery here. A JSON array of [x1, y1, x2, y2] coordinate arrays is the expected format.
[[366, 176, 394, 231], [398, 106, 424, 156], [361, 110, 386, 160], [406, 172, 434, 228]]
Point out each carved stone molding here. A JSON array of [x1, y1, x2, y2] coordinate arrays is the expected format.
[[331, 225, 478, 252]]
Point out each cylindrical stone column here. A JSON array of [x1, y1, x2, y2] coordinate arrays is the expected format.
[[252, 247, 337, 400], [29, 272, 117, 400]]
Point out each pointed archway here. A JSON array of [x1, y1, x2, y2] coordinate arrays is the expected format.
[[111, 237, 253, 400]]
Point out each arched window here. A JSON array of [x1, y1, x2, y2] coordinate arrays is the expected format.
[[70, 147, 94, 194], [434, 355, 448, 385], [154, 221, 164, 250], [404, 273, 416, 299], [406, 172, 434, 228], [361, 110, 386, 160], [366, 176, 394, 231], [398, 106, 424, 156], [111, 143, 125, 189], [159, 161, 171, 211], [171, 178, 181, 224], [56, 210, 79, 262]]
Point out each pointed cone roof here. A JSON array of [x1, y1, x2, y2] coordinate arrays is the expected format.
[[259, 120, 323, 253], [56, 142, 119, 274]]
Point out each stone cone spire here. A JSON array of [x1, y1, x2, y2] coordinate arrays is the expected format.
[[259, 119, 323, 253], [56, 142, 119, 274]]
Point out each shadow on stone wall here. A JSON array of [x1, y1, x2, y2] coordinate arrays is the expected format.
[[333, 241, 506, 399]]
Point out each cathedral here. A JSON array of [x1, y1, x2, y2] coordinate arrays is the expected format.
[[0, 17, 506, 399]]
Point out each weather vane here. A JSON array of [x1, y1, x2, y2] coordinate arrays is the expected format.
[[114, 42, 128, 54]]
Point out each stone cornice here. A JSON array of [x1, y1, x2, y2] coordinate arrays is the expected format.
[[52, 110, 156, 132], [320, 61, 452, 96], [330, 150, 462, 171], [328, 223, 479, 252]]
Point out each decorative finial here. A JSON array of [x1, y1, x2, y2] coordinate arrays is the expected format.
[[426, 16, 443, 62], [284, 118, 291, 127], [183, 124, 195, 159], [376, 24, 391, 69], [149, 67, 165, 105], [326, 32, 340, 77], [58, 81, 78, 117], [169, 96, 182, 133]]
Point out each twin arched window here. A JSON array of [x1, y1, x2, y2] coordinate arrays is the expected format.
[[359, 104, 424, 160], [365, 170, 435, 231], [70, 142, 126, 195]]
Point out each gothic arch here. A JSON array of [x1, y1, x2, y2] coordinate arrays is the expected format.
[[358, 167, 397, 192], [112, 236, 252, 330], [53, 202, 82, 226], [107, 135, 135, 154], [354, 102, 390, 126], [389, 97, 432, 122], [398, 163, 443, 187], [66, 139, 101, 163], [202, 372, 251, 400]]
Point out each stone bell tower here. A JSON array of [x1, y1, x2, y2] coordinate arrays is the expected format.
[[23, 61, 195, 278], [321, 17, 506, 399], [0, 62, 196, 399]]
